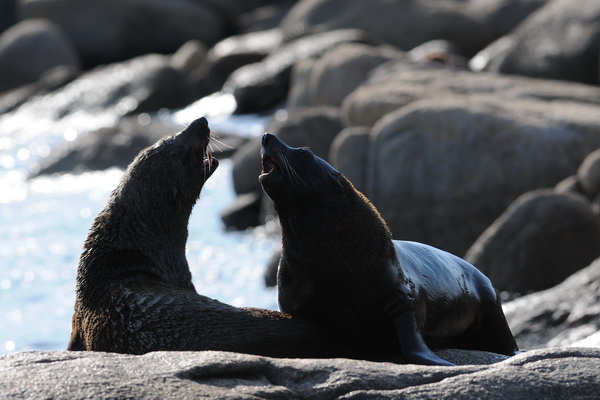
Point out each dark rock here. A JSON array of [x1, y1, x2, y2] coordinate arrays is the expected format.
[[504, 258, 600, 350], [0, 0, 17, 33], [0, 19, 80, 93], [282, 0, 547, 56], [287, 43, 404, 108], [342, 66, 600, 128], [28, 116, 181, 177], [219, 191, 263, 231], [555, 175, 584, 196], [224, 29, 377, 113], [470, 0, 600, 85], [21, 0, 225, 67], [329, 126, 370, 193], [577, 148, 600, 199], [364, 96, 600, 256], [465, 190, 600, 294], [195, 29, 283, 98], [237, 2, 296, 33], [2, 348, 600, 399]]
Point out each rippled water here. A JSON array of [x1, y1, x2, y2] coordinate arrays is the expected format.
[[0, 94, 279, 354]]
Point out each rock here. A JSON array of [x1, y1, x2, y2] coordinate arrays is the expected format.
[[237, 2, 296, 33], [329, 126, 370, 193], [287, 43, 404, 108], [0, 19, 80, 93], [465, 190, 600, 294], [364, 96, 600, 256], [0, 53, 195, 133], [2, 348, 599, 399], [281, 0, 547, 56], [224, 29, 377, 113], [28, 116, 182, 177], [194, 28, 283, 98], [21, 0, 225, 67], [170, 40, 208, 77], [577, 148, 600, 199], [504, 258, 600, 350], [342, 66, 600, 127], [219, 191, 263, 231], [470, 0, 600, 85]]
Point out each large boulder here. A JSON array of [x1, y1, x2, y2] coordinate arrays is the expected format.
[[20, 0, 225, 66], [504, 258, 600, 350], [287, 43, 404, 108], [470, 0, 600, 85], [465, 190, 600, 294], [281, 0, 547, 56], [0, 19, 80, 93], [2, 348, 599, 399], [224, 29, 377, 113], [364, 96, 600, 256], [342, 66, 600, 128]]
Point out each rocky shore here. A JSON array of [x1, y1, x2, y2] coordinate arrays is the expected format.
[[1, 0, 600, 398]]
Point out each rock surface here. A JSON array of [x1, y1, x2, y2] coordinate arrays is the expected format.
[[504, 258, 600, 351], [281, 0, 547, 56], [2, 348, 599, 399]]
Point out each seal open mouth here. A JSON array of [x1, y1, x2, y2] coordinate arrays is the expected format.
[[202, 152, 219, 176], [261, 154, 278, 176]]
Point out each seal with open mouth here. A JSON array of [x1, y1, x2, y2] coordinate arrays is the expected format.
[[66, 118, 333, 356], [259, 133, 519, 365]]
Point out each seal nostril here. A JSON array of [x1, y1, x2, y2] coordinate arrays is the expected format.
[[262, 133, 272, 146]]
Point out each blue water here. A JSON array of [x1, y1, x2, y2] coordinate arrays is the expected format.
[[0, 94, 279, 354]]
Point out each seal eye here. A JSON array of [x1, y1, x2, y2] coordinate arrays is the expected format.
[[299, 149, 312, 160]]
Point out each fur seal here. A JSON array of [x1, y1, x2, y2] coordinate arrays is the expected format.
[[67, 118, 333, 357], [259, 133, 519, 366]]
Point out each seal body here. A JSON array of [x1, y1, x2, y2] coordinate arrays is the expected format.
[[259, 133, 518, 365], [67, 118, 332, 357]]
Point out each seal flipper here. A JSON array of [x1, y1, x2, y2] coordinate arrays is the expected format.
[[394, 312, 455, 366]]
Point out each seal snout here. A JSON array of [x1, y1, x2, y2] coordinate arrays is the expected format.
[[260, 133, 279, 176]]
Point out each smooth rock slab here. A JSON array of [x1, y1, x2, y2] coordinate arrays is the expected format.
[[1, 348, 598, 399]]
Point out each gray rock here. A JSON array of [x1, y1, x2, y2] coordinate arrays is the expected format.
[[194, 28, 283, 98], [21, 0, 225, 66], [504, 258, 600, 350], [465, 189, 600, 293], [0, 19, 80, 93], [287, 43, 404, 108], [282, 0, 547, 56], [470, 0, 600, 85], [577, 148, 600, 199], [364, 96, 600, 256], [2, 348, 599, 399], [225, 29, 377, 113], [342, 67, 600, 128], [406, 40, 469, 69], [0, 0, 16, 34], [329, 126, 370, 193]]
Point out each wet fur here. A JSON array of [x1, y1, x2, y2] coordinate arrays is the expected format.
[[260, 134, 518, 361], [67, 118, 333, 356]]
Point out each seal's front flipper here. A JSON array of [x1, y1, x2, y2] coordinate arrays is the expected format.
[[394, 312, 455, 366]]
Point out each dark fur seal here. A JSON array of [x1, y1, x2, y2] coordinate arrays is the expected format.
[[67, 118, 333, 356], [259, 133, 518, 366]]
